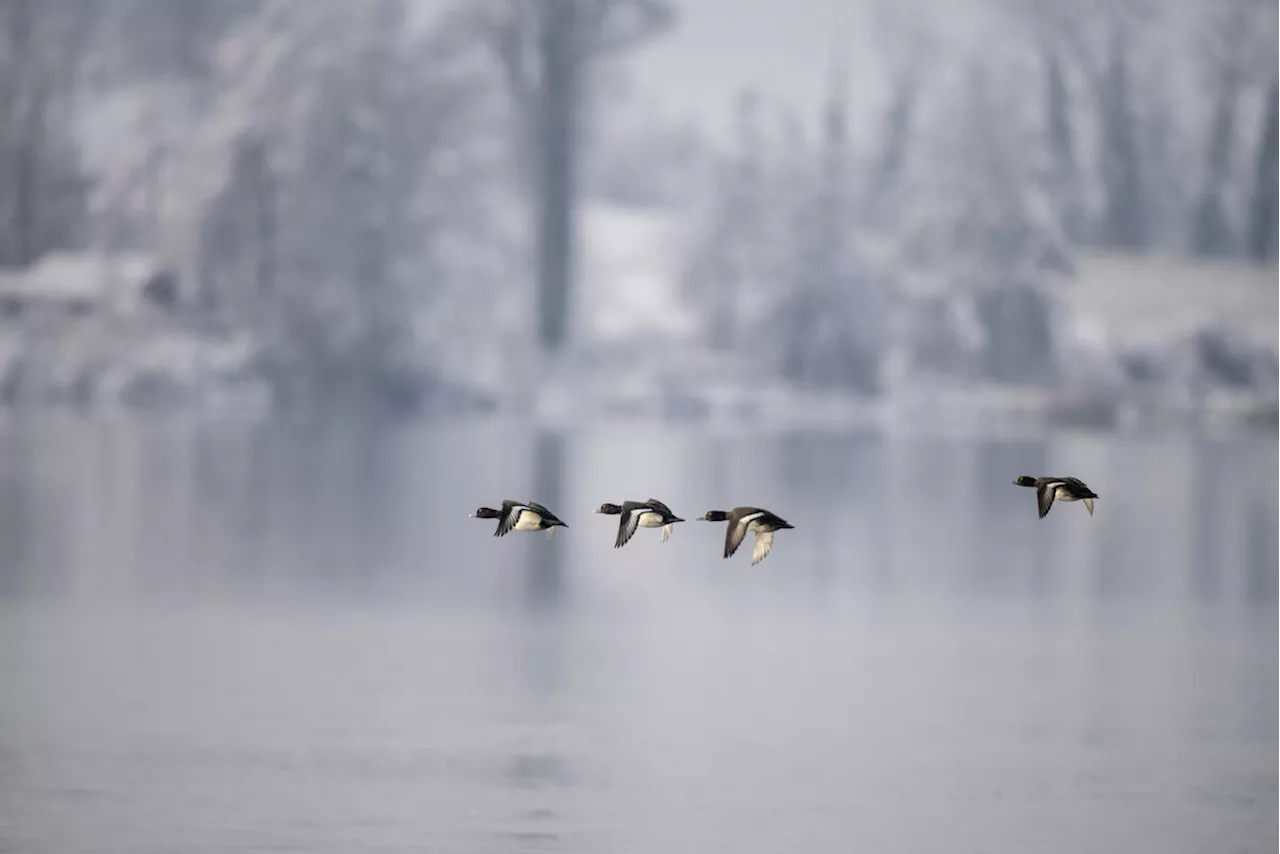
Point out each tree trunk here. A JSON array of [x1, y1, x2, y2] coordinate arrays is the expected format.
[[1247, 76, 1278, 263], [487, 0, 672, 355], [708, 93, 759, 352], [1045, 49, 1074, 173], [252, 142, 276, 304], [864, 76, 915, 226], [1097, 31, 1147, 250], [14, 135, 37, 267], [1043, 46, 1083, 241], [1191, 79, 1239, 257], [533, 0, 578, 355], [172, 0, 208, 78], [7, 0, 38, 267]]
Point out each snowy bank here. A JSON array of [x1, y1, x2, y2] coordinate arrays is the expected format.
[[0, 235, 1273, 431]]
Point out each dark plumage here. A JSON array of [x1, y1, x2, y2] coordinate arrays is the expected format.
[[595, 498, 685, 548], [697, 506, 794, 565], [471, 499, 568, 538], [1013, 476, 1098, 519]]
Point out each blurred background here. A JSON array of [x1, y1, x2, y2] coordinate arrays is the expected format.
[[0, 1, 1275, 852]]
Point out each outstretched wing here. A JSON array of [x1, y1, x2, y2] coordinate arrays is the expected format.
[[724, 518, 750, 558], [1035, 485, 1055, 519], [615, 501, 645, 548], [496, 500, 528, 537], [750, 531, 775, 565]]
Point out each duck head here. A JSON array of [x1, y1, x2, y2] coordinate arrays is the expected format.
[[470, 507, 501, 519], [697, 510, 729, 522], [595, 503, 623, 515]]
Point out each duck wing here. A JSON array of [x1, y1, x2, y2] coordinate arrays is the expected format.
[[524, 501, 564, 526], [496, 500, 528, 537], [644, 498, 675, 518], [615, 501, 647, 548], [1062, 477, 1097, 498], [1035, 485, 1055, 519], [723, 510, 763, 558], [756, 510, 792, 531], [750, 531, 776, 565]]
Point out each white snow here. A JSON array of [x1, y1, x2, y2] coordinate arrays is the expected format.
[[0, 251, 165, 313], [1065, 252, 1278, 348], [579, 203, 700, 343]]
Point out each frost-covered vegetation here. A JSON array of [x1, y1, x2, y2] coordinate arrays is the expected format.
[[0, 0, 1274, 425]]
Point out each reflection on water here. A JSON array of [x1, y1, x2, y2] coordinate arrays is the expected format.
[[0, 416, 1274, 853], [527, 429, 568, 612]]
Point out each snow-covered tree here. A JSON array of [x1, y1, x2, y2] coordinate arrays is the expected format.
[[0, 0, 94, 266], [774, 64, 886, 394], [685, 67, 888, 395], [900, 54, 1070, 386], [862, 0, 934, 233], [186, 0, 517, 408], [1186, 0, 1273, 257], [1246, 75, 1277, 263], [198, 131, 274, 321], [1004, 0, 1167, 249], [89, 0, 261, 85], [687, 93, 756, 353], [1244, 2, 1280, 263], [475, 0, 675, 355]]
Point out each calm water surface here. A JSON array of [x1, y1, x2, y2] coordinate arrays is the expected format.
[[0, 417, 1274, 853]]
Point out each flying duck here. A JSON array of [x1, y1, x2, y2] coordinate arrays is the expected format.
[[1013, 476, 1098, 518], [470, 500, 569, 538], [697, 506, 794, 565], [595, 498, 685, 548]]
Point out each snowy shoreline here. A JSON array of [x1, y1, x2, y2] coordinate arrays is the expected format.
[[0, 237, 1273, 432]]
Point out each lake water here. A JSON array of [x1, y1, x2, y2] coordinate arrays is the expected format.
[[0, 416, 1274, 853]]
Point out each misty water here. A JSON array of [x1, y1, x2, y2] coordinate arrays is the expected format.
[[0, 416, 1274, 853]]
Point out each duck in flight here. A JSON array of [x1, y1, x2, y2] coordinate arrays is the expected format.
[[1013, 476, 1098, 518], [697, 506, 794, 565], [470, 500, 568, 539], [595, 498, 685, 548]]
